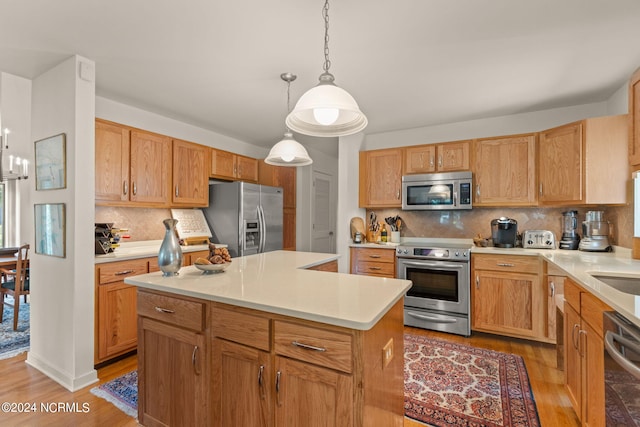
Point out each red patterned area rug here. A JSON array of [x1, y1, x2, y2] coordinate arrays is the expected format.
[[404, 334, 541, 427]]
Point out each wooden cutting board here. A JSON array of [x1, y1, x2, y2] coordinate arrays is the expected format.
[[350, 217, 365, 239]]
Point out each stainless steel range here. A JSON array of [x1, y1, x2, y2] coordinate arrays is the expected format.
[[396, 241, 471, 336]]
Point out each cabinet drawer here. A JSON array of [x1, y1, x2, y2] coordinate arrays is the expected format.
[[564, 278, 582, 312], [581, 291, 611, 338], [274, 321, 352, 373], [211, 305, 271, 351], [137, 291, 205, 331], [473, 254, 540, 274], [97, 259, 149, 285], [352, 261, 395, 277], [354, 248, 395, 263]]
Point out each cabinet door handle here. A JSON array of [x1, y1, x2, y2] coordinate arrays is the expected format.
[[419, 153, 424, 168], [368, 255, 381, 258], [154, 306, 175, 314], [369, 267, 382, 271], [292, 341, 327, 352], [175, 185, 179, 197], [114, 269, 134, 276], [192, 345, 201, 375], [123, 181, 128, 196], [132, 182, 137, 196], [476, 184, 480, 197], [275, 370, 282, 406], [258, 365, 266, 399], [578, 329, 587, 358], [496, 263, 514, 267], [572, 323, 580, 349], [430, 156, 434, 168], [539, 183, 543, 196], [438, 154, 443, 168], [475, 275, 479, 289], [550, 281, 555, 297]]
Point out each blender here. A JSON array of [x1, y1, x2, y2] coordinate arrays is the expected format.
[[559, 210, 580, 250], [579, 211, 612, 252]]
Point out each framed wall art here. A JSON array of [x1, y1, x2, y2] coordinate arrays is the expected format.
[[35, 133, 66, 190], [34, 203, 66, 258]]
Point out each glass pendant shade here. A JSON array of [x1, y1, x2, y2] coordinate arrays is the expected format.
[[265, 132, 313, 166], [286, 74, 368, 137]]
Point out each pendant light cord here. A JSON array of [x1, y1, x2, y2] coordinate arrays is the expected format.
[[322, 0, 331, 73]]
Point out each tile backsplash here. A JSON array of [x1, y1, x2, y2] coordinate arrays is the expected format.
[[96, 207, 173, 241], [367, 204, 633, 248]]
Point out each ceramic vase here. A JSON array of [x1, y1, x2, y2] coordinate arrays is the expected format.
[[158, 218, 183, 276]]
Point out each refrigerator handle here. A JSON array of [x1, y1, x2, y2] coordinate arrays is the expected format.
[[258, 205, 266, 253]]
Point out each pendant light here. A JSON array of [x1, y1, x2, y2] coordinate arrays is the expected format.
[[285, 0, 367, 137], [265, 73, 313, 167]]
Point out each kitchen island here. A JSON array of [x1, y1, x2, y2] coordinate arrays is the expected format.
[[125, 250, 412, 427]]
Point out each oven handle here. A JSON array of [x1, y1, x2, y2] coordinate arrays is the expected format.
[[604, 330, 640, 380], [406, 311, 458, 324], [398, 261, 465, 270]]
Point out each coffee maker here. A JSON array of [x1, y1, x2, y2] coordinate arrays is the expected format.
[[579, 211, 612, 252], [559, 210, 580, 250], [491, 217, 518, 248]]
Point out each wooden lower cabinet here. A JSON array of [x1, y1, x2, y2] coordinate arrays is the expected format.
[[563, 278, 610, 426], [137, 290, 209, 426], [95, 258, 150, 365], [274, 356, 353, 427], [471, 254, 549, 342], [137, 290, 404, 426], [350, 247, 396, 278]]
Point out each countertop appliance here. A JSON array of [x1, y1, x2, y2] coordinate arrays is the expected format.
[[202, 181, 283, 258], [603, 311, 640, 425], [401, 171, 472, 210], [522, 230, 555, 249], [579, 210, 611, 252], [559, 210, 580, 250], [491, 217, 517, 248], [396, 241, 471, 336]]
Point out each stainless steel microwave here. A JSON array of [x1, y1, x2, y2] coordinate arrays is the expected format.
[[402, 171, 472, 210]]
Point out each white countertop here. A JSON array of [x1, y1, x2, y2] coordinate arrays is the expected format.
[[95, 240, 225, 264], [472, 245, 640, 328], [124, 250, 412, 331]]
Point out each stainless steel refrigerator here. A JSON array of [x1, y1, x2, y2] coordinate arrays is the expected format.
[[202, 181, 283, 258]]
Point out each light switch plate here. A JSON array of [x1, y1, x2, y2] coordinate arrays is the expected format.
[[382, 338, 394, 368]]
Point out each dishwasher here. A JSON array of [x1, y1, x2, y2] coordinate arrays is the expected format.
[[603, 311, 640, 426]]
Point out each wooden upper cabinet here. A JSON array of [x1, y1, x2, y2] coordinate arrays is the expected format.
[[538, 115, 628, 206], [258, 161, 296, 208], [473, 134, 537, 206], [95, 119, 130, 203], [404, 145, 436, 173], [403, 140, 470, 174], [359, 148, 402, 207], [629, 67, 640, 167], [172, 139, 209, 207], [129, 130, 172, 205], [211, 149, 258, 183]]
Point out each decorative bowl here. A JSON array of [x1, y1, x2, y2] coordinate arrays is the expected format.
[[194, 262, 231, 274]]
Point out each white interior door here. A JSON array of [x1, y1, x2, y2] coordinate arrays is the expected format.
[[311, 171, 335, 253]]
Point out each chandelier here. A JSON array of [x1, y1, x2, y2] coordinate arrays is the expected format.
[[0, 128, 28, 182]]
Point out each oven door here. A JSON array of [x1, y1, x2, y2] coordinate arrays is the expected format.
[[397, 258, 469, 315], [603, 311, 640, 426]]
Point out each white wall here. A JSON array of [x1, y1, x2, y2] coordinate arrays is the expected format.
[[27, 55, 98, 391], [0, 72, 32, 247]]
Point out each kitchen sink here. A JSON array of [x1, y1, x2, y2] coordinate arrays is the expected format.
[[588, 271, 640, 295]]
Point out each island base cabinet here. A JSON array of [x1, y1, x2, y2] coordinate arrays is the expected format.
[[275, 356, 353, 427], [212, 338, 273, 427], [138, 318, 208, 427]]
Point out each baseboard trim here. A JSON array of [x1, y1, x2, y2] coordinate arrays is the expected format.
[[26, 351, 98, 392]]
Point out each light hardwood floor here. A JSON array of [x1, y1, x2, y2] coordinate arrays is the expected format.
[[0, 328, 579, 426]]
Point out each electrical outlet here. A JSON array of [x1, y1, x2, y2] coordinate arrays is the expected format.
[[382, 338, 394, 368]]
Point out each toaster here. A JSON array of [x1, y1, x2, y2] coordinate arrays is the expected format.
[[522, 230, 556, 249]]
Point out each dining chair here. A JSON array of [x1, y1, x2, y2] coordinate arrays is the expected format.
[[0, 244, 30, 331]]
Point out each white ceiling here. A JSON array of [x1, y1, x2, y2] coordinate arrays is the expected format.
[[2, 0, 640, 158]]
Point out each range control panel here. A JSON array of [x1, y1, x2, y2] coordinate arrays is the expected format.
[[522, 230, 556, 249]]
